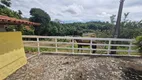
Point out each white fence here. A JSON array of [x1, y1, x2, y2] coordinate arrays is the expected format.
[[22, 35, 138, 56]]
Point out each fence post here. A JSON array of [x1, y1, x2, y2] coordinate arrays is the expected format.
[[55, 38, 58, 53], [72, 39, 74, 54], [90, 39, 92, 54], [37, 37, 40, 54], [107, 40, 111, 54], [128, 40, 132, 56]]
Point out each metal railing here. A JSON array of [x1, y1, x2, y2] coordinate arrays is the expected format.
[[23, 35, 138, 56]]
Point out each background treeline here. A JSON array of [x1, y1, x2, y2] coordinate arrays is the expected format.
[[0, 0, 142, 39]]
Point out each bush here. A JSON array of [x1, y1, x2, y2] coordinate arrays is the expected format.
[[134, 36, 142, 54]]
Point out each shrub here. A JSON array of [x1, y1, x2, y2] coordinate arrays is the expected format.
[[134, 36, 142, 54]]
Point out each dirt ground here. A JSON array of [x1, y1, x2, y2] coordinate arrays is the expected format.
[[5, 53, 142, 80]]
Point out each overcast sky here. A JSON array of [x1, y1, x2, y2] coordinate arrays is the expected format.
[[11, 0, 142, 22]]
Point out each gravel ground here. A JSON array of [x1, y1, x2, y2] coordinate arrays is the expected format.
[[5, 53, 142, 80]]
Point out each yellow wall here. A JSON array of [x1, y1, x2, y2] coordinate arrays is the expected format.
[[0, 32, 27, 80]]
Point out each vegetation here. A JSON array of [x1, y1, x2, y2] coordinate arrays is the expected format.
[[0, 0, 28, 33], [0, 0, 21, 18], [134, 36, 142, 54], [29, 8, 51, 35], [0, 0, 142, 55], [29, 8, 142, 38], [0, 0, 142, 38]]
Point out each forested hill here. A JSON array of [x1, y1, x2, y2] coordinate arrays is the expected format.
[[28, 8, 142, 39], [61, 20, 142, 38], [60, 21, 114, 38], [0, 0, 142, 39]]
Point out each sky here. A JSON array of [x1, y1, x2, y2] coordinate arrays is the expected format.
[[11, 0, 142, 22]]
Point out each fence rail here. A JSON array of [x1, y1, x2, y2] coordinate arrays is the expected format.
[[22, 35, 138, 56]]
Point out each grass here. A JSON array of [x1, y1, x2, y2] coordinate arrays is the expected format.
[[24, 46, 141, 56], [24, 47, 38, 52], [24, 47, 55, 52], [24, 41, 141, 55]]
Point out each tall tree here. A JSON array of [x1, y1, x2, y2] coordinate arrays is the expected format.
[[29, 8, 51, 35]]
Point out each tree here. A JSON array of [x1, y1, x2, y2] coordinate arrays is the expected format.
[[123, 12, 129, 22], [54, 19, 61, 23], [0, 0, 25, 32], [18, 10, 22, 19], [18, 10, 22, 15], [29, 8, 51, 35], [30, 8, 50, 23], [0, 0, 21, 18], [110, 15, 116, 24], [1, 0, 11, 7]]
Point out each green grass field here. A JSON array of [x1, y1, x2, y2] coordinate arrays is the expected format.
[[24, 45, 141, 55]]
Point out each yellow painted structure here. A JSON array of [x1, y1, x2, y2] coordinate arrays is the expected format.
[[0, 32, 27, 80]]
